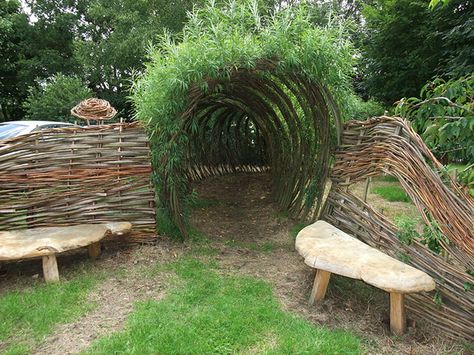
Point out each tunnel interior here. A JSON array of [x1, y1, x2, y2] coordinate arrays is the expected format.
[[163, 62, 342, 235]]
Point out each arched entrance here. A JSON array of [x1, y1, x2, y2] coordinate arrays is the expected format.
[[133, 3, 351, 237]]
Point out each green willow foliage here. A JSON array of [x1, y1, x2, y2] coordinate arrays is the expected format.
[[132, 0, 354, 238]]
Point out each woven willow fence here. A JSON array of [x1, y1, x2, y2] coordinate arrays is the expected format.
[[186, 164, 269, 181], [322, 116, 474, 340], [0, 122, 156, 243]]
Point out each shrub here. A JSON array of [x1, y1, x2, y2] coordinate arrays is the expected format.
[[348, 95, 386, 120], [395, 73, 474, 164], [24, 74, 93, 122]]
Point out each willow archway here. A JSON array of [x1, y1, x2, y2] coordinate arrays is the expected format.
[[133, 2, 353, 237]]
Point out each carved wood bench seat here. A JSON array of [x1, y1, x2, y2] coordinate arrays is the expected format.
[[0, 222, 132, 283], [295, 220, 436, 335]]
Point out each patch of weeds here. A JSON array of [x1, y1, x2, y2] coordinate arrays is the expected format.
[[395, 216, 449, 255], [395, 216, 419, 245], [460, 340, 474, 354], [395, 251, 411, 263], [0, 273, 100, 353], [189, 190, 220, 209], [433, 291, 443, 306], [114, 266, 128, 279], [260, 241, 275, 252], [86, 259, 361, 354], [274, 210, 289, 222], [188, 228, 218, 255], [372, 185, 411, 202], [420, 221, 449, 255], [189, 227, 210, 244], [190, 244, 220, 256], [156, 207, 183, 240], [144, 263, 167, 277]]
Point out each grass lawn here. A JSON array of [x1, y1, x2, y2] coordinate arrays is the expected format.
[[0, 273, 99, 354], [86, 258, 361, 354], [372, 185, 411, 202]]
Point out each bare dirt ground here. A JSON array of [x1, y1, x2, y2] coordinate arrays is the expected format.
[[0, 173, 468, 354]]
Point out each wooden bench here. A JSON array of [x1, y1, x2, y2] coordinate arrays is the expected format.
[[295, 220, 436, 335], [0, 222, 132, 283]]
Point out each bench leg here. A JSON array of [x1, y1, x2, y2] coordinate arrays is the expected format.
[[42, 255, 59, 283], [88, 242, 101, 259], [390, 292, 406, 335], [309, 269, 331, 305]]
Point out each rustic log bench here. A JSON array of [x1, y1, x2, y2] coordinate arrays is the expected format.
[[295, 220, 436, 335], [0, 222, 132, 283]]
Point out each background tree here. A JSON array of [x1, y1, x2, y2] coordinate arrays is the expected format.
[[23, 74, 92, 122], [395, 74, 474, 164], [0, 0, 30, 121], [73, 0, 204, 117], [360, 0, 439, 105], [360, 0, 474, 105]]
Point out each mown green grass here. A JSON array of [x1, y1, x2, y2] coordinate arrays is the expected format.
[[86, 259, 361, 354], [0, 273, 99, 354], [372, 185, 411, 202]]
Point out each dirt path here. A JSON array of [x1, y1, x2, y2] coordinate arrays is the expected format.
[[33, 276, 167, 355], [189, 173, 461, 355], [3, 172, 463, 354]]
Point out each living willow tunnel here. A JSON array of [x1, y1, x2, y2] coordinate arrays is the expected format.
[[133, 2, 352, 237], [184, 65, 341, 217]]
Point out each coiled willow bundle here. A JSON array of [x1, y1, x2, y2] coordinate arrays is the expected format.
[[71, 98, 117, 124]]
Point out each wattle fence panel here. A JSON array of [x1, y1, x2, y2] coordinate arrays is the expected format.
[[0, 122, 156, 243]]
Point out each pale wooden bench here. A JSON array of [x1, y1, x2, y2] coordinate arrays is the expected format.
[[295, 220, 436, 335], [0, 222, 132, 283]]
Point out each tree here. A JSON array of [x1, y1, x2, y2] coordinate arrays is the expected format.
[[0, 0, 30, 121], [432, 0, 474, 78], [20, 0, 84, 81], [361, 0, 474, 105], [23, 74, 93, 122], [73, 0, 204, 117], [361, 0, 439, 105], [395, 73, 474, 166]]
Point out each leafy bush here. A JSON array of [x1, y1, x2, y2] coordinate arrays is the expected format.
[[348, 95, 386, 120], [395, 73, 474, 165], [395, 216, 418, 245], [24, 74, 93, 122], [395, 216, 449, 254]]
